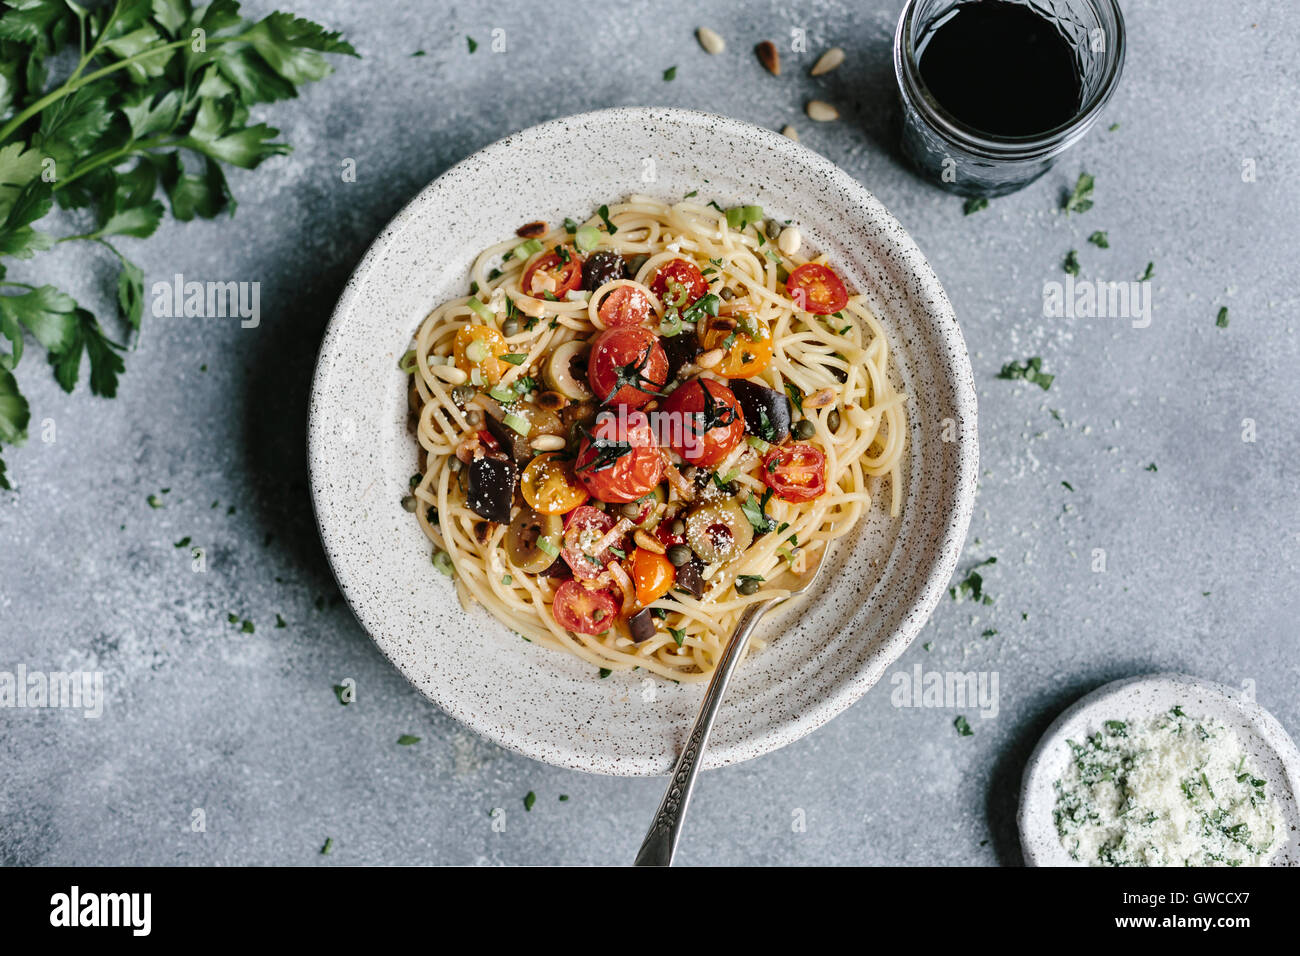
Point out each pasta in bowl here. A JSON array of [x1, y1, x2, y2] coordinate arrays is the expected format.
[[308, 107, 976, 773], [403, 197, 906, 682]]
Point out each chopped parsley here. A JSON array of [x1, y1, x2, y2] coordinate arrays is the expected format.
[[1138, 262, 1155, 281], [954, 716, 974, 737], [397, 734, 420, 745], [663, 65, 677, 81], [962, 196, 989, 215], [596, 204, 618, 235], [1087, 231, 1109, 248], [1063, 173, 1094, 215], [950, 558, 996, 604], [466, 36, 478, 53], [1216, 307, 1229, 328], [997, 357, 1054, 390], [1063, 249, 1080, 276]]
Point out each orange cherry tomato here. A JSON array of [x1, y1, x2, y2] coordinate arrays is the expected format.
[[521, 245, 583, 299], [786, 263, 849, 315], [699, 311, 773, 378], [454, 324, 508, 385], [521, 452, 589, 514], [632, 547, 676, 606], [597, 284, 653, 328]]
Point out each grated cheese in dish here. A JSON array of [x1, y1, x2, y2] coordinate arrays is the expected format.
[[1053, 707, 1284, 867]]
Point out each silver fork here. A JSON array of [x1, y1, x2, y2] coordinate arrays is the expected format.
[[632, 557, 827, 866]]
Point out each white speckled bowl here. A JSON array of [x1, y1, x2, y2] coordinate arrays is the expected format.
[[308, 107, 978, 775], [1020, 673, 1300, 866]]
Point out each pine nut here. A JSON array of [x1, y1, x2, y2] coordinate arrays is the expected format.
[[806, 100, 839, 122], [634, 530, 665, 554], [697, 348, 724, 369], [781, 124, 799, 141], [810, 47, 845, 77], [804, 386, 836, 408], [529, 434, 566, 451], [755, 40, 779, 76], [697, 27, 724, 55]]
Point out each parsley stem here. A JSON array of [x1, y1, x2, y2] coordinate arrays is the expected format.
[[0, 37, 221, 145], [54, 136, 177, 190]]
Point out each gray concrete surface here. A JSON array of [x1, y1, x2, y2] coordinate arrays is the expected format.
[[1, 0, 1297, 866]]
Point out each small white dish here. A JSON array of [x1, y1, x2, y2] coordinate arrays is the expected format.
[[1020, 673, 1300, 866], [308, 107, 978, 775]]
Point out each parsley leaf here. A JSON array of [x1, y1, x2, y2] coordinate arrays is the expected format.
[[1063, 173, 1094, 215], [996, 357, 1054, 391]]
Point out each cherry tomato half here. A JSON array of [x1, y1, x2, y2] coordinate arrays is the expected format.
[[454, 324, 509, 385], [659, 378, 745, 468], [551, 578, 620, 635], [632, 548, 676, 606], [650, 258, 708, 308], [521, 452, 589, 515], [761, 442, 827, 502], [574, 410, 664, 504], [597, 284, 653, 328], [561, 504, 622, 579], [587, 326, 668, 409], [699, 310, 773, 378], [522, 245, 583, 299], [785, 263, 849, 315]]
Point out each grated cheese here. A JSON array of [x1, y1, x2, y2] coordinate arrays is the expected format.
[[1054, 708, 1284, 866]]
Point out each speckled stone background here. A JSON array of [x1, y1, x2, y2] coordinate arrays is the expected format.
[[1, 0, 1297, 866]]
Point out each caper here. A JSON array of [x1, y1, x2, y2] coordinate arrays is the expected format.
[[465, 410, 483, 427], [620, 501, 641, 518], [793, 419, 815, 440], [666, 544, 692, 567], [502, 317, 521, 336], [736, 576, 761, 596], [671, 519, 686, 536], [827, 408, 841, 433], [719, 287, 735, 301], [401, 495, 418, 512], [626, 254, 649, 277], [451, 385, 475, 406], [447, 456, 464, 473], [765, 218, 781, 240]]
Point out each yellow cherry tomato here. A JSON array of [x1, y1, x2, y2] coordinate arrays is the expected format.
[[700, 311, 773, 378], [632, 547, 676, 606], [454, 324, 508, 385], [521, 452, 588, 515]]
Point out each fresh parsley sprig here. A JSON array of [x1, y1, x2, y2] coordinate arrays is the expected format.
[[0, 0, 356, 488]]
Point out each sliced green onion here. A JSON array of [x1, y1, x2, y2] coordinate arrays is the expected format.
[[500, 353, 529, 366], [724, 205, 764, 230], [746, 436, 771, 454], [464, 338, 490, 362], [512, 238, 544, 260], [501, 574, 513, 585], [397, 349, 418, 374], [467, 297, 493, 320], [574, 225, 601, 253], [432, 550, 455, 577], [659, 312, 683, 337], [536, 536, 560, 558], [503, 412, 531, 436], [488, 385, 515, 403]]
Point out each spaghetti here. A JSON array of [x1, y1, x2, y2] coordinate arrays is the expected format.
[[403, 196, 906, 682]]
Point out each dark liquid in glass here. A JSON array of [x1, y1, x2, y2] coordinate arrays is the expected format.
[[917, 1, 1082, 137]]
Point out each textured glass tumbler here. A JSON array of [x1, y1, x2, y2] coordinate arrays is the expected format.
[[894, 0, 1126, 197]]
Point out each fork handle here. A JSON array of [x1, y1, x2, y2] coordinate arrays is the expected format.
[[633, 599, 771, 866]]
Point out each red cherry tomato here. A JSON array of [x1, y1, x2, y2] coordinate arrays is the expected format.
[[597, 285, 653, 328], [551, 578, 620, 635], [785, 263, 848, 315], [575, 410, 664, 504], [761, 443, 827, 502], [587, 326, 668, 409], [650, 258, 708, 307], [522, 245, 583, 299], [659, 378, 745, 468], [561, 504, 622, 579]]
